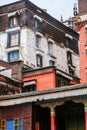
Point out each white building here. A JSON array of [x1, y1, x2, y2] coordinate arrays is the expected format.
[[0, 0, 80, 80]]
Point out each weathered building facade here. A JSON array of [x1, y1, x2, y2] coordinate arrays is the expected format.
[[0, 0, 79, 79], [0, 0, 82, 130], [0, 83, 87, 130]]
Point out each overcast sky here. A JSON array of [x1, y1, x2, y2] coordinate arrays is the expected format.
[[0, 0, 78, 21]]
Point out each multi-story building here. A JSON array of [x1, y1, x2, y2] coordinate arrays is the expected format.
[[1, 1, 86, 130], [0, 0, 79, 81], [75, 0, 87, 83]]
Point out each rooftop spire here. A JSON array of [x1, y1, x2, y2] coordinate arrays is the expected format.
[[60, 15, 63, 22], [73, 3, 78, 16]]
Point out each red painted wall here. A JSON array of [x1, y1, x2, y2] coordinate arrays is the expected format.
[[80, 26, 87, 83], [23, 68, 56, 91]]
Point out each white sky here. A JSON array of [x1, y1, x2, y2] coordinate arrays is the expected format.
[[0, 0, 78, 21]]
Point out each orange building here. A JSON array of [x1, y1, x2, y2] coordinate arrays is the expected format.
[[22, 67, 56, 91], [22, 66, 80, 92], [76, 0, 87, 83]]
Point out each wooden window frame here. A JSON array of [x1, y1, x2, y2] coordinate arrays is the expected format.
[[14, 118, 22, 130], [1, 120, 6, 130]]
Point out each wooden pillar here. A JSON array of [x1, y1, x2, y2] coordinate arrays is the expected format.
[[50, 106, 56, 130]]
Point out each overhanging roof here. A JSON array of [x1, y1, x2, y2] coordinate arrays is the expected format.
[[0, 83, 87, 106]]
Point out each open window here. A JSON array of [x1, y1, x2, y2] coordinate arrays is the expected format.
[[22, 81, 36, 92]]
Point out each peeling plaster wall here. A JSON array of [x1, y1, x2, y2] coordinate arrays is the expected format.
[[0, 33, 7, 61], [72, 54, 80, 77], [0, 27, 79, 78]]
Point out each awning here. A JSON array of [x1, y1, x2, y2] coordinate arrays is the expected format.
[[23, 81, 36, 87]]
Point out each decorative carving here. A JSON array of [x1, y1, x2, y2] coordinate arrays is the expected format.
[[50, 106, 55, 116], [81, 100, 87, 112], [73, 99, 83, 104], [40, 101, 64, 108], [73, 99, 87, 112]]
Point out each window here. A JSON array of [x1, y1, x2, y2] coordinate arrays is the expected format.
[[34, 18, 42, 31], [22, 81, 36, 92], [36, 54, 43, 67], [0, 119, 22, 130], [1, 120, 6, 130], [49, 60, 54, 66], [9, 13, 20, 27], [9, 16, 18, 27], [56, 75, 69, 87], [48, 42, 53, 55], [67, 51, 75, 76], [14, 118, 22, 130], [36, 35, 41, 48], [22, 84, 36, 92], [7, 31, 20, 48], [68, 66, 74, 76], [67, 51, 72, 65], [85, 27, 87, 33], [8, 50, 19, 62]]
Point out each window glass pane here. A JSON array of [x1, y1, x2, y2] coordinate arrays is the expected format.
[[49, 60, 54, 66], [6, 119, 14, 130], [11, 34, 19, 46], [7, 31, 20, 48], [8, 51, 19, 62], [19, 119, 22, 125], [15, 119, 19, 124], [15, 126, 19, 130], [1, 120, 5, 126], [36, 54, 42, 67], [67, 51, 72, 64], [48, 42, 53, 55], [10, 16, 18, 27], [19, 126, 22, 130], [36, 36, 41, 47]]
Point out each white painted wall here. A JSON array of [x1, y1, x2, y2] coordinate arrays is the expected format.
[[0, 27, 80, 78], [0, 32, 7, 61]]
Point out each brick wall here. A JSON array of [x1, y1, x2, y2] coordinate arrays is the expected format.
[[79, 26, 87, 83], [23, 67, 56, 90]]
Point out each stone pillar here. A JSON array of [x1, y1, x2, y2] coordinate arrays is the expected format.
[[84, 103, 87, 130], [50, 106, 56, 130]]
